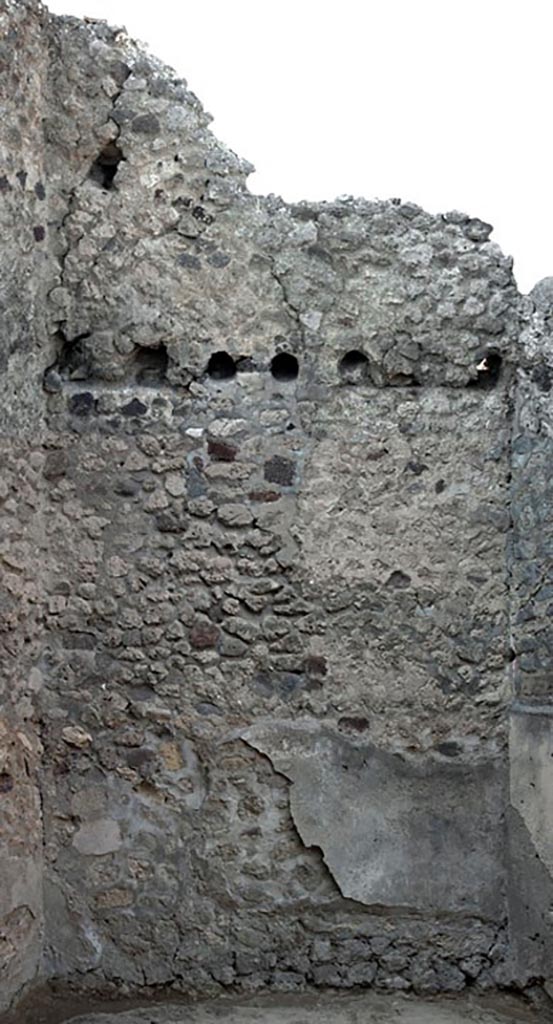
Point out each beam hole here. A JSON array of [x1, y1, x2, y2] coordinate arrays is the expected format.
[[207, 351, 236, 381], [339, 349, 369, 384], [271, 352, 299, 381], [134, 344, 168, 385], [469, 350, 502, 389], [89, 142, 125, 190]]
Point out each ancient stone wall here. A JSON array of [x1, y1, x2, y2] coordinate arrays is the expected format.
[[0, 0, 53, 1009], [1, 0, 553, 1013], [507, 280, 553, 988]]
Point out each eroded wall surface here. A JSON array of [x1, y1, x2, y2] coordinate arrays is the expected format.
[[0, 0, 54, 1010], [1, 0, 552, 1011], [507, 282, 553, 987]]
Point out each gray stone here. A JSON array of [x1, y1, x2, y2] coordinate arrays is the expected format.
[[72, 819, 122, 856]]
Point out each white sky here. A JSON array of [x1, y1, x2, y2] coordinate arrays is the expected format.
[[46, 0, 552, 293]]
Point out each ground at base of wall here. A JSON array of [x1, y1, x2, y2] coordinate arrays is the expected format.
[[4, 991, 552, 1024]]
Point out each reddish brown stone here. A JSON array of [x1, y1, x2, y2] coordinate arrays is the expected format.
[[189, 620, 220, 649], [248, 490, 281, 503], [207, 439, 238, 462]]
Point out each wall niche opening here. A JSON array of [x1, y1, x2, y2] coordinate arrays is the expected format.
[[207, 351, 236, 381], [89, 142, 125, 190], [469, 350, 502, 389], [57, 330, 92, 380], [134, 344, 168, 385], [271, 352, 299, 381], [339, 349, 369, 384]]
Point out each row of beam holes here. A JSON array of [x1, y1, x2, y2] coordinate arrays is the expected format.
[[338, 349, 502, 388], [207, 352, 299, 381], [58, 340, 501, 389], [87, 136, 502, 391], [208, 348, 502, 387], [338, 349, 421, 386]]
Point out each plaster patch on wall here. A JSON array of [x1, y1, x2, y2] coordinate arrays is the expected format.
[[242, 719, 507, 919], [72, 819, 122, 857], [509, 711, 553, 879]]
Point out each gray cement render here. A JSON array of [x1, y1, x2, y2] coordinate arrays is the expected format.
[[242, 721, 506, 917], [1, 0, 553, 1016], [3, 991, 551, 1024], [37, 992, 553, 1024]]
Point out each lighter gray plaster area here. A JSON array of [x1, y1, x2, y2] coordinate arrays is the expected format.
[[47, 992, 551, 1024], [242, 721, 506, 917]]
